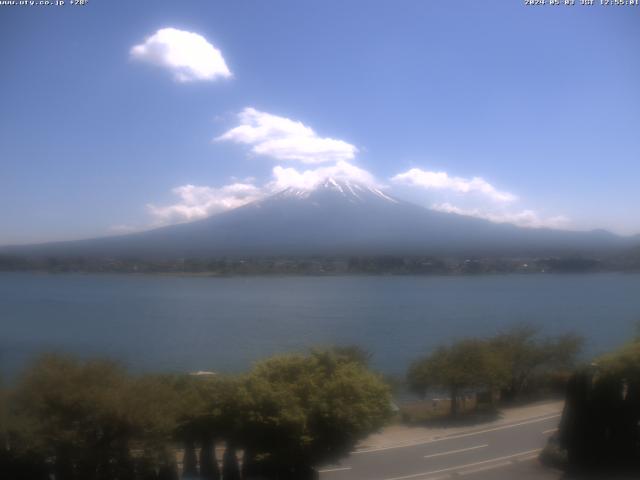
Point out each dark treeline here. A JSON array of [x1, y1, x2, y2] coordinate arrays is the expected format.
[[551, 338, 640, 476], [1, 253, 634, 275], [0, 347, 391, 480]]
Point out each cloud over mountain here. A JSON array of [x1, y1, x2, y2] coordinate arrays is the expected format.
[[269, 161, 378, 191], [217, 108, 358, 164], [130, 28, 231, 82], [392, 168, 517, 203], [431, 203, 570, 229], [147, 183, 262, 225], [390, 168, 571, 229]]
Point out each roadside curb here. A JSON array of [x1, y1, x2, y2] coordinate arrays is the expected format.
[[353, 410, 562, 455]]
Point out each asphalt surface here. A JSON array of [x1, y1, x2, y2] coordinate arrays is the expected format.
[[319, 413, 562, 480]]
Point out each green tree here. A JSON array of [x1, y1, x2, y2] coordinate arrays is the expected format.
[[597, 338, 640, 382], [491, 325, 583, 400], [12, 354, 134, 480], [9, 354, 181, 480], [166, 373, 241, 480], [407, 339, 509, 415], [237, 349, 391, 478]]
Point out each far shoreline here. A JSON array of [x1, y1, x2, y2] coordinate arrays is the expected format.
[[1, 269, 638, 278]]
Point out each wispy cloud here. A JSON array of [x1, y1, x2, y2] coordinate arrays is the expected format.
[[431, 202, 570, 229], [130, 28, 231, 82], [391, 168, 517, 203], [391, 167, 569, 229], [147, 183, 262, 225], [217, 107, 358, 164]]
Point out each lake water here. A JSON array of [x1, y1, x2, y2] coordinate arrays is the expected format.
[[1, 272, 639, 379]]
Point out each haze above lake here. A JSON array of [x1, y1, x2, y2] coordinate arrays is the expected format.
[[1, 272, 638, 379]]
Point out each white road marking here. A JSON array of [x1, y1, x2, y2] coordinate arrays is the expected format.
[[542, 428, 557, 434], [434, 415, 560, 443], [458, 460, 512, 475], [423, 444, 488, 459], [381, 448, 542, 480], [516, 453, 541, 462], [318, 466, 352, 473], [353, 414, 560, 454]]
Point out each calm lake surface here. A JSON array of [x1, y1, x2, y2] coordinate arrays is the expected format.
[[1, 272, 639, 379]]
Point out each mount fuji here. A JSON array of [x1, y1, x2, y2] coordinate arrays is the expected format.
[[1, 179, 634, 259]]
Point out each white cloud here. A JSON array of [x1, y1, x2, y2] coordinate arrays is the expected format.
[[217, 108, 358, 164], [130, 28, 231, 82], [431, 203, 570, 229], [269, 161, 378, 191], [391, 168, 517, 203], [147, 182, 263, 225], [390, 167, 571, 229]]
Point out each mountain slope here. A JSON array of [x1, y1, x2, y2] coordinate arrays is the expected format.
[[2, 179, 634, 259]]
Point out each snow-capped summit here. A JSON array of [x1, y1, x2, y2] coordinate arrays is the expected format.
[[274, 177, 398, 204]]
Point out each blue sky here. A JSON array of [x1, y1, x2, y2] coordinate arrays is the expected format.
[[1, 0, 639, 245]]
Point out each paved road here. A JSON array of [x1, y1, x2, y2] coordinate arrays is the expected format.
[[319, 413, 562, 480]]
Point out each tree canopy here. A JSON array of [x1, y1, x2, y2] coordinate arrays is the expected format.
[[1, 348, 391, 480], [407, 338, 510, 415], [6, 354, 183, 480], [237, 349, 392, 476], [490, 325, 583, 400]]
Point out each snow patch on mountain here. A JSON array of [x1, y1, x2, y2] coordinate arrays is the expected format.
[[276, 177, 398, 204]]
